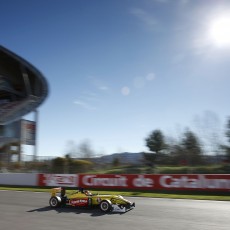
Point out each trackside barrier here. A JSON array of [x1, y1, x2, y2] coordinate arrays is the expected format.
[[0, 173, 38, 186], [38, 174, 78, 187], [38, 174, 230, 192], [1, 173, 230, 192]]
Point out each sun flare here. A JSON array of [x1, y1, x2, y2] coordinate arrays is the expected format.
[[209, 16, 230, 47]]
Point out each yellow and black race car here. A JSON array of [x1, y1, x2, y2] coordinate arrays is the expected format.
[[49, 187, 135, 212]]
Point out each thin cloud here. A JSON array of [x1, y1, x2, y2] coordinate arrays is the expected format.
[[74, 100, 96, 110], [88, 76, 110, 92], [81, 91, 99, 101], [73, 77, 111, 110], [130, 8, 157, 30]]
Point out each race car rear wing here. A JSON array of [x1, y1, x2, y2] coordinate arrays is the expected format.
[[51, 187, 62, 197], [50, 187, 66, 197]]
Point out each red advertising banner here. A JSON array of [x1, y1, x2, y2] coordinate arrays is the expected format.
[[155, 174, 230, 191], [38, 174, 230, 192], [79, 174, 230, 192], [38, 174, 78, 187], [78, 174, 154, 190]]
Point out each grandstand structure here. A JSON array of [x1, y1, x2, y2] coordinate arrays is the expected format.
[[0, 45, 49, 164]]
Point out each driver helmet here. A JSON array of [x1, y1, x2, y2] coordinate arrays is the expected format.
[[84, 190, 92, 196]]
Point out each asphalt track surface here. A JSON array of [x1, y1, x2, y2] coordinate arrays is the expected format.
[[0, 190, 230, 230]]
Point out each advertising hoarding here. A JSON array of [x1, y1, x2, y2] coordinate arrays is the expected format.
[[39, 174, 79, 187], [38, 174, 230, 192], [21, 119, 36, 145]]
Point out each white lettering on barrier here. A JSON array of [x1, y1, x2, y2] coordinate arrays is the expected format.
[[82, 175, 128, 187], [133, 175, 154, 188], [45, 174, 77, 187], [159, 175, 230, 189]]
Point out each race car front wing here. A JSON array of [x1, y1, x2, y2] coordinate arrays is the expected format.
[[111, 202, 135, 212]]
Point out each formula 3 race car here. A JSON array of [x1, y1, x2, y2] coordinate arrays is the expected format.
[[49, 187, 135, 213]]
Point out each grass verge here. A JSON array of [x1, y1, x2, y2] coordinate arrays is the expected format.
[[1, 186, 230, 201]]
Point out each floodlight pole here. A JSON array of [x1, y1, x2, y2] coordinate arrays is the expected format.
[[19, 119, 23, 163], [34, 109, 38, 162], [18, 140, 21, 162]]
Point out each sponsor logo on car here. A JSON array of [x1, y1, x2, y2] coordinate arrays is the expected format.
[[70, 198, 88, 206]]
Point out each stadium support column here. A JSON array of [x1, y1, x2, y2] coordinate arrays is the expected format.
[[34, 109, 38, 162]]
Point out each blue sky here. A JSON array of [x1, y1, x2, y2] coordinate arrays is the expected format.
[[1, 0, 230, 157]]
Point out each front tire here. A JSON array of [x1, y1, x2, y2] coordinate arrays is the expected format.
[[49, 197, 60, 208], [99, 200, 112, 212]]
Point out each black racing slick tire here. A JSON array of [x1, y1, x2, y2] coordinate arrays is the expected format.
[[49, 197, 60, 208], [99, 200, 112, 212]]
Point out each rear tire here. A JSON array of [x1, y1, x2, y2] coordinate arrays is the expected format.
[[49, 197, 60, 208], [99, 200, 112, 212]]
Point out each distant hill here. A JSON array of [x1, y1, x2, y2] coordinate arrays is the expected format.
[[93, 152, 144, 165]]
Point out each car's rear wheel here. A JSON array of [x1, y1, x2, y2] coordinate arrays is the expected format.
[[49, 197, 60, 208], [99, 200, 112, 212]]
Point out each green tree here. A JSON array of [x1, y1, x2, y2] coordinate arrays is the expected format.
[[225, 117, 230, 144], [69, 159, 93, 173], [65, 140, 78, 158], [142, 152, 155, 167], [181, 129, 203, 166], [78, 139, 94, 159], [192, 111, 221, 155], [223, 117, 230, 162], [145, 129, 166, 165], [146, 130, 166, 153], [51, 157, 66, 173], [168, 144, 186, 166]]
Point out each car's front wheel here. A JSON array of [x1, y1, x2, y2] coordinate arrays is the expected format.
[[49, 197, 60, 208], [99, 200, 112, 212]]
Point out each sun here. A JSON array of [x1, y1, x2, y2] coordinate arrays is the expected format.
[[209, 16, 230, 47]]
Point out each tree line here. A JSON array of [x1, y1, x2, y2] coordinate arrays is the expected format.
[[4, 113, 230, 173], [144, 116, 230, 167], [41, 115, 230, 173]]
